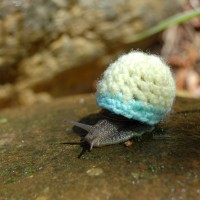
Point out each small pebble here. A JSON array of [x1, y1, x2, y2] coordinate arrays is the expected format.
[[86, 168, 103, 176], [125, 140, 134, 147], [36, 196, 48, 200], [0, 118, 8, 124], [79, 98, 85, 104]]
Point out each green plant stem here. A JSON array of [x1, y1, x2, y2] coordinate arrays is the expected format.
[[125, 9, 200, 43]]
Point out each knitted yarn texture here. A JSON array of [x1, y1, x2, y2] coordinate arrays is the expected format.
[[96, 51, 176, 125]]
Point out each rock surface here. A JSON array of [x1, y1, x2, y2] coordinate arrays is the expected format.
[[0, 94, 200, 199], [0, 0, 184, 109]]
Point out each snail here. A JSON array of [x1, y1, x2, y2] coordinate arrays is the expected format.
[[65, 51, 176, 150]]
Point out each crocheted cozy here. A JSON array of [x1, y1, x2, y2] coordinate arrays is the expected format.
[[96, 51, 176, 125]]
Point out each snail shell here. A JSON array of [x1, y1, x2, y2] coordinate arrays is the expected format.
[[66, 51, 176, 150], [97, 51, 176, 125]]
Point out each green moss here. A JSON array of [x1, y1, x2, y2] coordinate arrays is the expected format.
[[3, 177, 18, 184], [24, 167, 36, 175], [139, 172, 151, 179]]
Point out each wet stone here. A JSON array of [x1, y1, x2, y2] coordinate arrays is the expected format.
[[0, 94, 200, 199]]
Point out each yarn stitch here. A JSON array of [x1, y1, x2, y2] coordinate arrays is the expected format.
[[96, 51, 176, 125]]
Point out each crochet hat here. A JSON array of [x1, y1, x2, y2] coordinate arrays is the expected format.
[[96, 51, 176, 125]]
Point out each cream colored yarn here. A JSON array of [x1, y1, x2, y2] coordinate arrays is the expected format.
[[97, 51, 176, 125]]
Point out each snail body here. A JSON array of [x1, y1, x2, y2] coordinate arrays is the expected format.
[[65, 119, 154, 150], [65, 51, 176, 149]]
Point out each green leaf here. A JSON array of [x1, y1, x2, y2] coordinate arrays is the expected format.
[[125, 9, 200, 43]]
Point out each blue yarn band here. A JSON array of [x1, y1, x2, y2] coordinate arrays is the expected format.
[[97, 92, 169, 125]]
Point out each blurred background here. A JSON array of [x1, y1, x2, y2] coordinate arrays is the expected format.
[[0, 0, 199, 110]]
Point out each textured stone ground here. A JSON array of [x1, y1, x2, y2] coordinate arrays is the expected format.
[[0, 94, 200, 200]]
